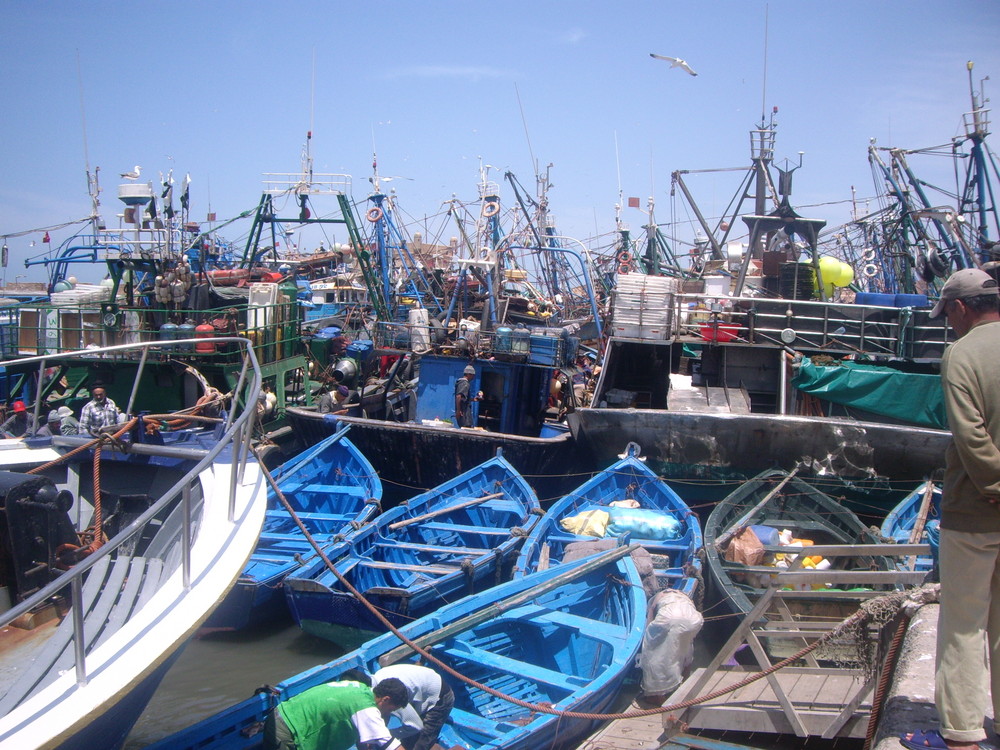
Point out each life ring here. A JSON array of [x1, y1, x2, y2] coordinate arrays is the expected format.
[[861, 248, 876, 262], [863, 263, 879, 278], [482, 202, 500, 218], [618, 263, 630, 275], [616, 251, 632, 264], [366, 207, 384, 223]]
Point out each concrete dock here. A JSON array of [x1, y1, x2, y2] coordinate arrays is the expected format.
[[584, 596, 984, 749], [874, 602, 997, 750]]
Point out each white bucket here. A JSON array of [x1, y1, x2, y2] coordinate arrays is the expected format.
[[409, 308, 430, 351]]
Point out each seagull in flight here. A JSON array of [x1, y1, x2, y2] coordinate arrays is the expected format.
[[650, 53, 698, 76], [120, 165, 142, 179]]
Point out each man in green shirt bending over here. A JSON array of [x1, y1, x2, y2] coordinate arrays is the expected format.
[[264, 678, 409, 750]]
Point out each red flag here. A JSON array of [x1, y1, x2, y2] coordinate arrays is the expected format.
[[43, 231, 51, 243], [627, 197, 640, 208]]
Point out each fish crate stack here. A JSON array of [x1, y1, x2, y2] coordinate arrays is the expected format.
[[610, 274, 678, 339]]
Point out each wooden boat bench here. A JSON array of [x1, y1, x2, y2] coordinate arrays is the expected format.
[[0, 554, 164, 713], [509, 605, 628, 640], [439, 642, 587, 691], [447, 707, 519, 737], [357, 559, 460, 575], [419, 522, 513, 536], [376, 541, 490, 557], [280, 482, 370, 499]]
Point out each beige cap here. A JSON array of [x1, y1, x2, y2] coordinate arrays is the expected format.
[[929, 268, 999, 318]]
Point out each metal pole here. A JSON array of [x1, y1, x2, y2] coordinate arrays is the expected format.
[[126, 344, 150, 416], [778, 347, 788, 415], [71, 575, 88, 686], [31, 358, 47, 436], [182, 481, 192, 590]]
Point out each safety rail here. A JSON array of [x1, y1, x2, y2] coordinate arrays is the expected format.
[[672, 293, 950, 360], [15, 300, 302, 365], [262, 172, 351, 196], [372, 320, 570, 367], [0, 337, 262, 687]]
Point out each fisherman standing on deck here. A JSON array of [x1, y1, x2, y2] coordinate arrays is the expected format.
[[903, 268, 1000, 750], [454, 364, 480, 428], [77, 386, 125, 436]]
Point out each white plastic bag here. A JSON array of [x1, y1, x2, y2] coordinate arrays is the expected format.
[[638, 590, 704, 695]]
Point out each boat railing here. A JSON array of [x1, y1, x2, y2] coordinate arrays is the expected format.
[[372, 320, 571, 367], [671, 293, 949, 359], [15, 299, 302, 365], [0, 337, 262, 688], [262, 172, 352, 196]]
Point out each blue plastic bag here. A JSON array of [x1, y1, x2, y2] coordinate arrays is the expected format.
[[606, 507, 682, 540]]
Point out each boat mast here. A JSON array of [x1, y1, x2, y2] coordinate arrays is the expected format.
[[958, 60, 999, 263]]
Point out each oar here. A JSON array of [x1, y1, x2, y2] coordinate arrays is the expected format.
[[714, 467, 800, 551], [388, 492, 505, 531], [905, 481, 936, 571], [378, 543, 637, 666]]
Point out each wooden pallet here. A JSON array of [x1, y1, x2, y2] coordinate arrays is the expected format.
[[665, 543, 927, 740]]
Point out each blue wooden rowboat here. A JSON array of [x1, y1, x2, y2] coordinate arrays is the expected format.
[[146, 545, 645, 750], [283, 450, 541, 642], [202, 425, 382, 631], [880, 480, 941, 573], [514, 441, 703, 599]]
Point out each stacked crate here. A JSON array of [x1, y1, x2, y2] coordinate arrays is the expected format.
[[610, 274, 678, 339]]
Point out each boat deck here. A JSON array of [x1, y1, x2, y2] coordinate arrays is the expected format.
[[667, 376, 751, 414]]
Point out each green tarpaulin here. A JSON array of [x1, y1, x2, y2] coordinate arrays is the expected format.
[[791, 357, 946, 429]]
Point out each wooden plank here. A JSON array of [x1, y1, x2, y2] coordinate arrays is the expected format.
[[356, 559, 459, 575]]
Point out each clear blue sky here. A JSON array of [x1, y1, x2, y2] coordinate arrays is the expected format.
[[2, 1, 999, 284]]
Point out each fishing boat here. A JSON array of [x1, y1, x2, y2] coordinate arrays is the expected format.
[[145, 544, 645, 750], [288, 403, 573, 501], [201, 425, 382, 632], [283, 450, 541, 642], [568, 108, 954, 491], [0, 338, 266, 749], [514, 441, 702, 600], [880, 480, 941, 573], [286, 165, 597, 500], [704, 468, 893, 645]]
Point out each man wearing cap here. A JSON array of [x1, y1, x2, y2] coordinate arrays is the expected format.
[[454, 364, 480, 428], [36, 409, 64, 438], [54, 406, 80, 436], [904, 268, 1000, 750], [0, 401, 36, 438]]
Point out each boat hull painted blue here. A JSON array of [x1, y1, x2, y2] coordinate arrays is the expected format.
[[203, 430, 381, 631], [284, 453, 540, 643], [515, 441, 703, 600], [146, 548, 645, 750]]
